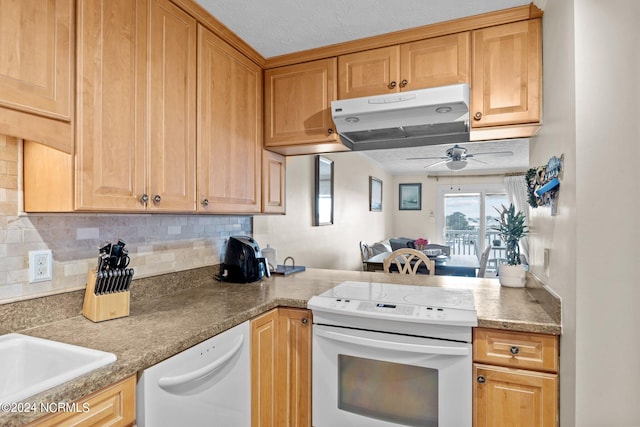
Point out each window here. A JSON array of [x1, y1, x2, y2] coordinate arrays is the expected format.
[[437, 184, 508, 260]]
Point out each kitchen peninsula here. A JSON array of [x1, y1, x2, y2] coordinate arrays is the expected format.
[[0, 267, 560, 426]]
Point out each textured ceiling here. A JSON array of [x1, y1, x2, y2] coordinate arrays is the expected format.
[[194, 0, 532, 58], [194, 0, 534, 176]]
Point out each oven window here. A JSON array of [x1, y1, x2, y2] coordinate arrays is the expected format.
[[338, 355, 438, 427]]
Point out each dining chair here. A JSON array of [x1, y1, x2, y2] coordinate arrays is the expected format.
[[359, 241, 372, 270], [383, 248, 435, 275], [477, 245, 492, 278], [423, 244, 451, 256]]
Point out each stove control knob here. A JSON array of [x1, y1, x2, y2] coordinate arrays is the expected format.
[[477, 375, 486, 384], [510, 346, 520, 355]]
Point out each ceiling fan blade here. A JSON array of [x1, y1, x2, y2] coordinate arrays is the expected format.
[[468, 157, 487, 165], [423, 159, 449, 168], [407, 156, 448, 161], [468, 150, 513, 158]]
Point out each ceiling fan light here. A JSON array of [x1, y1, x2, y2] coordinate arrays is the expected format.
[[446, 160, 467, 171]]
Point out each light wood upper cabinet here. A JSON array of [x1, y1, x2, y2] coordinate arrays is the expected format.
[[471, 19, 542, 128], [0, 0, 73, 153], [338, 46, 400, 99], [251, 308, 312, 427], [262, 150, 286, 214], [338, 32, 470, 99], [76, 0, 147, 211], [197, 24, 262, 213], [0, 0, 72, 121], [265, 58, 348, 156], [77, 0, 197, 212], [148, 0, 197, 211]]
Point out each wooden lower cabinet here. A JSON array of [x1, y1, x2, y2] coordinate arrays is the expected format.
[[251, 307, 311, 427], [474, 364, 557, 427], [473, 328, 558, 427], [26, 375, 136, 427]]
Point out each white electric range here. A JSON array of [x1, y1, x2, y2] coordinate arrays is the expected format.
[[308, 281, 477, 427]]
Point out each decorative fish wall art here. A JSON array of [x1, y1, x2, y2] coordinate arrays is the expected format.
[[526, 154, 564, 216]]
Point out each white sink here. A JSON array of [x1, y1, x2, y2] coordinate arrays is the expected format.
[[0, 333, 116, 403]]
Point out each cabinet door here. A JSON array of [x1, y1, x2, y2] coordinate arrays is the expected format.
[[0, 0, 72, 121], [197, 25, 262, 213], [338, 46, 400, 99], [277, 308, 312, 427], [401, 32, 470, 91], [148, 0, 197, 211], [474, 364, 557, 427], [251, 310, 278, 427], [265, 58, 343, 155], [27, 375, 136, 426], [471, 19, 541, 127], [76, 0, 147, 211], [262, 150, 286, 214]]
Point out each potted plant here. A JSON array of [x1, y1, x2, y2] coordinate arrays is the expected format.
[[490, 204, 529, 287]]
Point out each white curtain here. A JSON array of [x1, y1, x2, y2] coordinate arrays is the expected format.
[[504, 175, 530, 265]]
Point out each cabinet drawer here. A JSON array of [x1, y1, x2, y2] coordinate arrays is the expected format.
[[28, 375, 136, 427], [473, 328, 558, 373]]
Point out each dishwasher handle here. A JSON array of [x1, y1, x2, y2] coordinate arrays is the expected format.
[[157, 334, 244, 390], [315, 327, 469, 356]]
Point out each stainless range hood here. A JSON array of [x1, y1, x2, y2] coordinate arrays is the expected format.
[[331, 83, 470, 151]]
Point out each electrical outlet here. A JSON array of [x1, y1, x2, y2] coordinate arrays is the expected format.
[[29, 250, 53, 283]]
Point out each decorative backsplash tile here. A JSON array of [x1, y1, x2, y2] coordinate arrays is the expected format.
[[0, 135, 252, 303]]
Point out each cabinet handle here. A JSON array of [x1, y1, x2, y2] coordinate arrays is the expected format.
[[201, 199, 209, 207], [477, 375, 486, 384], [327, 128, 334, 135], [301, 317, 309, 325], [388, 81, 397, 89], [153, 195, 161, 204], [140, 194, 149, 204], [473, 112, 483, 121], [510, 345, 520, 355], [400, 79, 408, 87]]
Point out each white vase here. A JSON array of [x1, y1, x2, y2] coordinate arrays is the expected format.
[[498, 264, 526, 287]]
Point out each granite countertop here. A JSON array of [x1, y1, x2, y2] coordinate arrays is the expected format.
[[0, 267, 560, 426]]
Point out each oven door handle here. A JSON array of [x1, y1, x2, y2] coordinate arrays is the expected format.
[[315, 327, 469, 356]]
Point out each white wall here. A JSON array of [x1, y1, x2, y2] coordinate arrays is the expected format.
[[392, 174, 505, 244], [253, 152, 394, 271], [529, 0, 578, 424], [573, 0, 640, 424], [532, 0, 640, 424]]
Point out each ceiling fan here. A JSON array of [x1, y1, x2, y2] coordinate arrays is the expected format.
[[407, 144, 514, 171]]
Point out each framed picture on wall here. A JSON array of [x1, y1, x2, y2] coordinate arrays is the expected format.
[[399, 183, 422, 210], [369, 177, 382, 211]]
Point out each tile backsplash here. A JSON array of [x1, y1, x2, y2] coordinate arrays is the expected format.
[[0, 135, 251, 303]]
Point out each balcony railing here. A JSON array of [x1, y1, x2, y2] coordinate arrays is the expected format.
[[444, 230, 506, 270]]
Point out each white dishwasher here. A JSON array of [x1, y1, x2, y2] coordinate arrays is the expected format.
[[137, 321, 250, 427]]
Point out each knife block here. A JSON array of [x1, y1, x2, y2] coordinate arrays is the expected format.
[[82, 270, 130, 322]]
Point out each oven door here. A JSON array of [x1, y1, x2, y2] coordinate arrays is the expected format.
[[312, 324, 471, 427]]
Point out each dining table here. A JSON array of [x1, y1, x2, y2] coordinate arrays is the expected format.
[[364, 252, 480, 277]]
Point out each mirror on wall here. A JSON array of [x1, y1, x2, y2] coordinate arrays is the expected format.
[[314, 156, 334, 226]]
